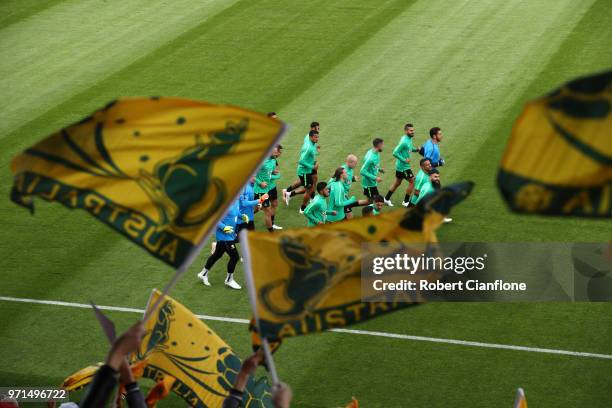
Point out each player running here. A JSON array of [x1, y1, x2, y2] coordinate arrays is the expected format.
[[303, 182, 333, 226], [287, 130, 319, 213], [384, 123, 420, 207], [327, 167, 357, 222], [360, 138, 384, 202], [198, 200, 245, 289], [421, 127, 445, 167], [253, 149, 277, 232], [407, 158, 432, 207], [268, 144, 283, 230], [283, 122, 319, 204], [335, 154, 369, 219]]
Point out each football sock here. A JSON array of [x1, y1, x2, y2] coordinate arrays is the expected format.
[[385, 191, 393, 200], [404, 193, 410, 202]]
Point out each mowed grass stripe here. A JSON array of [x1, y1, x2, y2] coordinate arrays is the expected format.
[[3, 295, 612, 360], [445, 0, 612, 242], [276, 0, 595, 189], [0, 0, 241, 138]]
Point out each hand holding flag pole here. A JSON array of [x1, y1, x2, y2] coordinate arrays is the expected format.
[[239, 228, 281, 385]]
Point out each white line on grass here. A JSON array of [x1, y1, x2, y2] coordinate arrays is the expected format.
[[2, 295, 611, 361]]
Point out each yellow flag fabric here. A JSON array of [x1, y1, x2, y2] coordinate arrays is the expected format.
[[10, 97, 285, 267], [60, 364, 102, 391], [134, 289, 273, 408], [498, 70, 612, 217], [244, 182, 473, 339], [514, 388, 528, 408]]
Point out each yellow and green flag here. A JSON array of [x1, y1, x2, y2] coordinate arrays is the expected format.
[[10, 97, 285, 267], [243, 182, 473, 339], [134, 289, 273, 407], [498, 70, 611, 217]]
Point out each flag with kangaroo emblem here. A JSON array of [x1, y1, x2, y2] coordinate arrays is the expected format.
[[134, 289, 273, 407], [243, 182, 473, 340], [497, 70, 612, 217], [10, 97, 285, 267]]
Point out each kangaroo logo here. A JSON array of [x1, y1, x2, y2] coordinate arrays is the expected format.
[[25, 103, 250, 232], [137, 119, 249, 231], [258, 237, 341, 317]]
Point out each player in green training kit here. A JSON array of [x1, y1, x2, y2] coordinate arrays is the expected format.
[[412, 168, 452, 223], [254, 149, 277, 232], [303, 182, 333, 226], [283, 122, 320, 204], [327, 167, 357, 222], [360, 138, 384, 202], [408, 158, 432, 207], [413, 169, 440, 204], [335, 154, 370, 219], [268, 144, 283, 230], [367, 195, 385, 215], [384, 123, 420, 207]]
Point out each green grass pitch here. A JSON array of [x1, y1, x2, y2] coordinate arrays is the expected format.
[[1, 0, 611, 407]]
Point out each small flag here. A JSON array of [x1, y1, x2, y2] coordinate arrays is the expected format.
[[514, 388, 528, 408], [498, 70, 612, 217], [10, 97, 285, 268], [242, 182, 473, 340], [134, 289, 273, 407]]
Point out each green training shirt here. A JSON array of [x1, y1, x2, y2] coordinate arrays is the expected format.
[[410, 169, 427, 204], [360, 149, 380, 188], [392, 135, 417, 172], [254, 157, 276, 194], [297, 139, 317, 176], [304, 194, 328, 226], [414, 179, 435, 204], [327, 180, 356, 222], [341, 163, 355, 195], [268, 158, 280, 190]]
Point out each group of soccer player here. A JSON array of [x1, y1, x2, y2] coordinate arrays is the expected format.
[[198, 113, 450, 289]]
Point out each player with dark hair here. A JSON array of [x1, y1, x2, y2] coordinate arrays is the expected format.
[[360, 138, 384, 202], [421, 127, 445, 167], [303, 181, 333, 226], [283, 122, 320, 205], [368, 194, 385, 215], [361, 205, 374, 217], [384, 123, 420, 206], [407, 158, 432, 207], [253, 148, 278, 232], [268, 144, 283, 230]]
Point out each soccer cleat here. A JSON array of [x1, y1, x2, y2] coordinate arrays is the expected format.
[[443, 217, 453, 223], [282, 189, 291, 206], [272, 224, 283, 230], [225, 277, 242, 290], [401, 201, 410, 207], [210, 241, 217, 254], [299, 208, 304, 214], [384, 199, 394, 207], [197, 270, 211, 286]]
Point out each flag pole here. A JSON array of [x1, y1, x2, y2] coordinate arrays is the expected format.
[[239, 229, 281, 385]]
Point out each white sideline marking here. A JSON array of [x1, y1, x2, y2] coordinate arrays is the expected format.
[[2, 295, 612, 361]]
